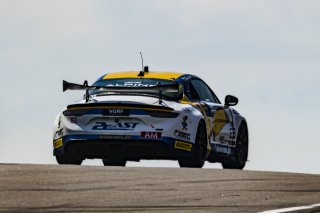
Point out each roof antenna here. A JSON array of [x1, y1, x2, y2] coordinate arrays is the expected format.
[[138, 52, 149, 77], [140, 51, 144, 71]]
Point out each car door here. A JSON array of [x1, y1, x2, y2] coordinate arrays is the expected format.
[[187, 79, 236, 148]]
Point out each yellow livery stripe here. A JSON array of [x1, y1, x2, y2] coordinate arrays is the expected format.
[[103, 71, 183, 80], [213, 108, 229, 136]]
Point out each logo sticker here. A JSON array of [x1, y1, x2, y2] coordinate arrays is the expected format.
[[55, 129, 64, 137], [57, 116, 61, 128], [53, 138, 63, 149], [92, 121, 139, 130], [174, 130, 190, 140], [182, 116, 188, 130], [175, 141, 192, 152], [141, 132, 162, 140], [215, 144, 231, 154]]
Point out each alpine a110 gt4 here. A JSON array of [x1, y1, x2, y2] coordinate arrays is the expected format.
[[53, 67, 249, 169]]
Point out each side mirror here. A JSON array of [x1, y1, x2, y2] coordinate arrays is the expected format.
[[225, 95, 238, 107]]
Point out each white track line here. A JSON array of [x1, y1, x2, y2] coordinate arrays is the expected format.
[[259, 203, 320, 213]]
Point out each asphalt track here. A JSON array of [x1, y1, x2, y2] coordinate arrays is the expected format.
[[0, 164, 319, 213]]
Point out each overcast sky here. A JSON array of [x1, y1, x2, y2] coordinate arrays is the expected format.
[[1, 0, 319, 174]]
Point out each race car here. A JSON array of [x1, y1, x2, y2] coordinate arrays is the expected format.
[[53, 67, 249, 169]]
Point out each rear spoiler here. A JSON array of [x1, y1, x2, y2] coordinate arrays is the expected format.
[[63, 80, 183, 101], [67, 102, 174, 111]]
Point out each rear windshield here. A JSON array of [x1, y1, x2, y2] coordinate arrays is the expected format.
[[92, 78, 174, 88], [89, 78, 180, 100]]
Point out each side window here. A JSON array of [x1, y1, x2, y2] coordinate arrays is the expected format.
[[189, 82, 200, 100], [190, 80, 216, 102]]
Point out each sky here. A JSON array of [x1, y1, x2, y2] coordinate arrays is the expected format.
[[0, 0, 319, 174]]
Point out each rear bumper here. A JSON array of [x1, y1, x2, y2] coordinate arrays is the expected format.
[[53, 135, 193, 160]]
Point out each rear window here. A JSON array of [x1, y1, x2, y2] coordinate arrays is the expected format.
[[89, 78, 181, 100], [92, 78, 174, 88]]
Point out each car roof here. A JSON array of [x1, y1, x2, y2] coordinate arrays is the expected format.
[[101, 71, 184, 81]]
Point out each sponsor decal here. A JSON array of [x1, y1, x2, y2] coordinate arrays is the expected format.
[[100, 135, 131, 140], [229, 127, 236, 139], [92, 121, 139, 130], [53, 138, 63, 149], [141, 132, 162, 140], [215, 144, 231, 154], [55, 129, 64, 137], [104, 82, 157, 87], [175, 140, 192, 152], [174, 130, 190, 140], [182, 116, 188, 130], [103, 108, 129, 116]]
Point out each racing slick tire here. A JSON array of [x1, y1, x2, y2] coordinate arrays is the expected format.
[[222, 123, 248, 170], [102, 159, 126, 167], [178, 120, 207, 168], [56, 153, 83, 165]]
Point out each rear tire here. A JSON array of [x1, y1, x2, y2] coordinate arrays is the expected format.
[[102, 159, 126, 167], [178, 120, 207, 168], [56, 153, 83, 165], [222, 123, 248, 169]]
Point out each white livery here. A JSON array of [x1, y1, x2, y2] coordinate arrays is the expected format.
[[53, 69, 249, 169]]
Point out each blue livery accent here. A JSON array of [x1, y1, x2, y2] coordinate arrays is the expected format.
[[96, 74, 107, 82]]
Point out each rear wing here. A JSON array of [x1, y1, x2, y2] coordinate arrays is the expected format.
[[63, 80, 183, 101]]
